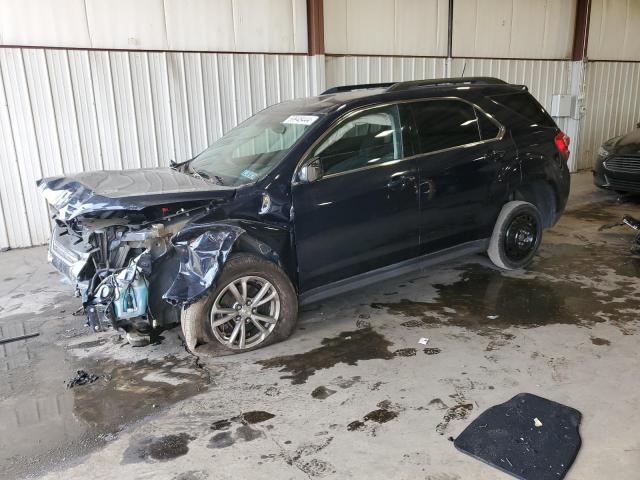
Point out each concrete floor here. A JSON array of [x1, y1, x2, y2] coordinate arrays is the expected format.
[[2, 171, 640, 480]]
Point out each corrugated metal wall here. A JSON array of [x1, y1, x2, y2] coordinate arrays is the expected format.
[[576, 61, 640, 170], [325, 55, 448, 85], [0, 48, 318, 250]]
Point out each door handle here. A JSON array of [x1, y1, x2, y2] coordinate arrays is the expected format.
[[386, 175, 415, 191], [487, 149, 506, 161]]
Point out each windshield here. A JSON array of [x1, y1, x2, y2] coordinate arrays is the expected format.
[[188, 108, 321, 186]]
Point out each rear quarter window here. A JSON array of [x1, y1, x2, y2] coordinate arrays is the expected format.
[[409, 99, 481, 154], [488, 92, 555, 128]]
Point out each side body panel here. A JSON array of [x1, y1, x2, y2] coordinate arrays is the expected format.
[[292, 159, 420, 292]]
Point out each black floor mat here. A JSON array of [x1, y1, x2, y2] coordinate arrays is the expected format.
[[454, 393, 581, 480]]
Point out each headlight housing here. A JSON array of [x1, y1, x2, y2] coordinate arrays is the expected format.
[[597, 146, 610, 158]]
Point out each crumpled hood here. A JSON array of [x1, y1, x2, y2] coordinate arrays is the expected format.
[[37, 168, 236, 221]]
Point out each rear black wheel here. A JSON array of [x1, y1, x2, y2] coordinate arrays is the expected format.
[[488, 201, 543, 270]]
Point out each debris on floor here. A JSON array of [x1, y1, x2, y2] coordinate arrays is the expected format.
[[454, 393, 582, 480], [0, 332, 39, 345], [418, 337, 429, 345], [66, 370, 100, 388]]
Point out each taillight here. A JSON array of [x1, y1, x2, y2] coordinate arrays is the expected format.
[[555, 131, 570, 161]]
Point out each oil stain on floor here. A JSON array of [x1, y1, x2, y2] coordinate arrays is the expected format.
[[122, 433, 195, 464], [256, 328, 395, 384]]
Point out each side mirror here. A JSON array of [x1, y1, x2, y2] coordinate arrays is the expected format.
[[298, 158, 323, 183]]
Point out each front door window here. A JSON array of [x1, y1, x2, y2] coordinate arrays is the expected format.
[[312, 105, 403, 176]]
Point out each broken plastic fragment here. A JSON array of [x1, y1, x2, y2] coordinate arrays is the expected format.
[[487, 315, 499, 320], [418, 337, 429, 345], [534, 417, 543, 427]]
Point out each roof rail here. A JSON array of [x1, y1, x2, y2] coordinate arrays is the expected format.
[[386, 77, 507, 92], [322, 82, 395, 95], [321, 77, 508, 96]]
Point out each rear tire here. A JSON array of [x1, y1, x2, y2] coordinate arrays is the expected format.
[[181, 253, 298, 353], [488, 201, 543, 270]]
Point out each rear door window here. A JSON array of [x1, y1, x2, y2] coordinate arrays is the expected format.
[[313, 105, 403, 176], [409, 100, 481, 154]]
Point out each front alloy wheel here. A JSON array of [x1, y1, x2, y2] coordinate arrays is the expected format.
[[180, 253, 298, 353], [210, 276, 280, 349]]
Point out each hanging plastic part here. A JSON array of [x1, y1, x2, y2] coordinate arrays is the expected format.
[[163, 223, 244, 305], [113, 252, 150, 319]]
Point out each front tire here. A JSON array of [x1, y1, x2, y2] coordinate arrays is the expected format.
[[181, 253, 298, 353], [488, 201, 543, 270]]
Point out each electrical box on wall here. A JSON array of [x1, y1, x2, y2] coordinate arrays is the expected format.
[[551, 94, 573, 117]]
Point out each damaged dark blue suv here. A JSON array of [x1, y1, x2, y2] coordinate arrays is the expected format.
[[39, 77, 570, 352]]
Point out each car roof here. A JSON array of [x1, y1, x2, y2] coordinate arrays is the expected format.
[[269, 77, 527, 116]]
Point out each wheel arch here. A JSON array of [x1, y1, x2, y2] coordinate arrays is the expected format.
[[509, 180, 557, 228], [162, 220, 296, 307]]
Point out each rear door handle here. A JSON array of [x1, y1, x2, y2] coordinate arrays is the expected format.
[[386, 175, 415, 191], [487, 149, 506, 161]]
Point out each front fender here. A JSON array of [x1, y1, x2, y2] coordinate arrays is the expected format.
[[163, 223, 244, 305]]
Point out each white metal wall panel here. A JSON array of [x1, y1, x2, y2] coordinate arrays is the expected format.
[[324, 0, 448, 56], [45, 50, 85, 173], [325, 55, 448, 86], [0, 48, 317, 248], [164, 0, 236, 52], [1, 0, 306, 54], [453, 0, 576, 59], [67, 50, 102, 172], [577, 62, 640, 170], [85, 0, 168, 50], [0, 49, 50, 246], [0, 0, 90, 48], [588, 0, 640, 61], [0, 56, 30, 249], [233, 0, 307, 53], [129, 52, 159, 169]]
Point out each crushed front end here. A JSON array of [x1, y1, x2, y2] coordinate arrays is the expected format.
[[47, 209, 187, 336], [38, 168, 242, 340]]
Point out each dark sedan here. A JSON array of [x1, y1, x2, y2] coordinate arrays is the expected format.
[[594, 123, 640, 193]]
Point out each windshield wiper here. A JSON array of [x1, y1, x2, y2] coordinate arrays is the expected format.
[[188, 163, 225, 186]]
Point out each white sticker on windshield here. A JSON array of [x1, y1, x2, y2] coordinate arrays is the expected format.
[[283, 115, 318, 126]]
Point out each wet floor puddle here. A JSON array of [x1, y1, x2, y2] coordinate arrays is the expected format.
[[0, 331, 209, 478], [371, 243, 640, 336], [256, 328, 395, 384]]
